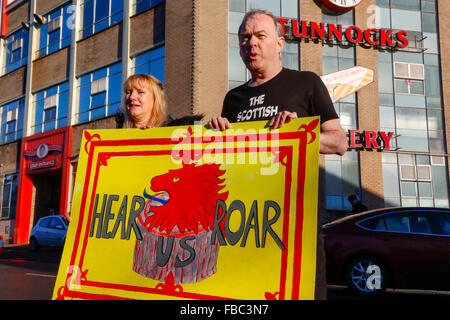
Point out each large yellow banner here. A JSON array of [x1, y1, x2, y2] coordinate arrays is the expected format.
[[53, 117, 320, 300]]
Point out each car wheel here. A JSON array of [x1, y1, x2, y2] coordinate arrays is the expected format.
[[29, 237, 39, 252], [346, 255, 387, 296]]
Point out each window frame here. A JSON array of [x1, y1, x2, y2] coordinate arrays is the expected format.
[[0, 97, 25, 144], [131, 45, 166, 82], [37, 2, 73, 58], [132, 0, 165, 16], [32, 82, 69, 134], [2, 27, 29, 74], [1, 173, 18, 220], [76, 61, 122, 124], [356, 209, 449, 237], [80, 0, 124, 39]]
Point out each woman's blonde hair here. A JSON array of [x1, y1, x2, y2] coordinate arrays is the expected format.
[[121, 74, 168, 128]]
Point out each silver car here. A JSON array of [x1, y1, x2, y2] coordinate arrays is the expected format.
[[29, 216, 69, 251]]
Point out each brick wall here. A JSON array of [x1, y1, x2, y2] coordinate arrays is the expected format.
[[0, 66, 26, 104], [32, 47, 70, 91], [71, 116, 117, 158], [437, 0, 450, 181], [6, 1, 29, 33], [191, 0, 228, 120], [130, 4, 165, 54], [165, 0, 194, 118], [36, 0, 67, 15], [76, 24, 122, 75], [355, 0, 384, 210], [0, 141, 20, 172]]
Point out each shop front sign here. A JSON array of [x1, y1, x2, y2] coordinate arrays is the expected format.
[[24, 143, 63, 172], [348, 130, 394, 151], [277, 18, 408, 49]]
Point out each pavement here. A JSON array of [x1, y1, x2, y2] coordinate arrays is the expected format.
[[0, 244, 63, 264]]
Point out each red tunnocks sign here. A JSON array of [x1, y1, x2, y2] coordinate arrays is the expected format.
[[277, 18, 408, 49], [348, 130, 395, 151]]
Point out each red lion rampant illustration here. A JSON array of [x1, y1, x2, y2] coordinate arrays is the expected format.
[[133, 163, 229, 284], [143, 163, 229, 234]]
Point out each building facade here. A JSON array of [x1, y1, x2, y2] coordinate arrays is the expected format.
[[0, 0, 449, 244]]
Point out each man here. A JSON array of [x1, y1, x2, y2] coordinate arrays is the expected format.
[[209, 9, 348, 155], [348, 194, 368, 214], [209, 9, 348, 300]]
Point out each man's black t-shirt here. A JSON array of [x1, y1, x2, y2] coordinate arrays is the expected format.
[[222, 68, 338, 124], [221, 68, 336, 300]]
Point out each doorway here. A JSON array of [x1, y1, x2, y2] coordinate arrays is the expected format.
[[31, 171, 62, 227]]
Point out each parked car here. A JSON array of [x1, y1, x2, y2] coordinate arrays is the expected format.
[[322, 207, 450, 295], [29, 215, 69, 251]]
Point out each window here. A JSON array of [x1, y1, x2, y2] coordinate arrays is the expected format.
[[38, 217, 50, 228], [44, 107, 57, 122], [133, 0, 164, 15], [37, 3, 72, 57], [421, 0, 436, 13], [132, 46, 165, 82], [360, 210, 449, 234], [435, 212, 450, 235], [372, 212, 434, 234], [325, 151, 360, 211], [77, 62, 122, 123], [391, 0, 420, 10], [0, 98, 25, 144], [358, 217, 384, 231], [393, 62, 425, 96], [384, 214, 410, 232], [2, 28, 29, 74], [382, 153, 449, 208], [33, 82, 69, 134], [391, 9, 421, 32], [1, 173, 18, 219], [379, 54, 444, 154], [394, 62, 425, 80], [81, 0, 123, 38], [409, 214, 432, 233], [49, 217, 64, 229], [422, 12, 437, 33]]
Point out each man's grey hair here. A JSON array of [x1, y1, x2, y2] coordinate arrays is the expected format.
[[238, 9, 284, 39]]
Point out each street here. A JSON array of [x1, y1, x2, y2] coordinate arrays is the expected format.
[[1, 245, 450, 301], [0, 245, 61, 300], [0, 259, 57, 300]]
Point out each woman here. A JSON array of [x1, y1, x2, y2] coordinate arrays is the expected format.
[[121, 74, 167, 128]]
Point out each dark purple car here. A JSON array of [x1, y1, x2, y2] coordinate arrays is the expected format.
[[322, 207, 450, 295]]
